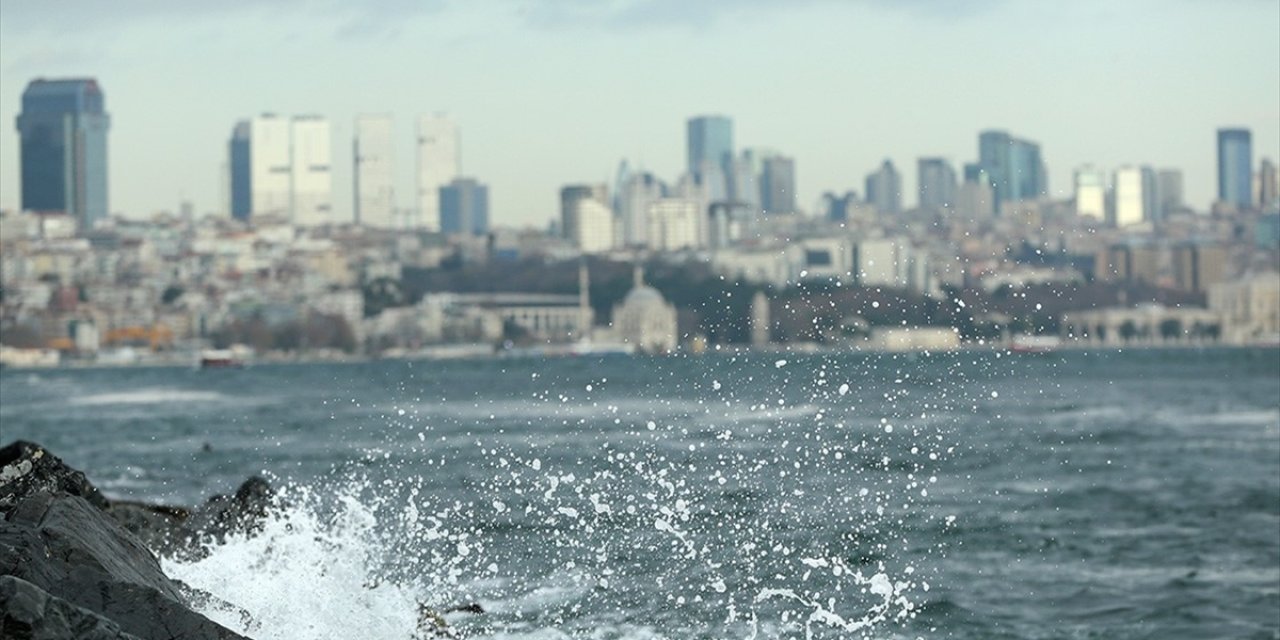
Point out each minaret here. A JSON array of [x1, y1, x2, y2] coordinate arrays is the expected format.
[[750, 291, 771, 347], [578, 260, 591, 340], [633, 263, 644, 288]]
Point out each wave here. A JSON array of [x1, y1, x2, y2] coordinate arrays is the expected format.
[[71, 388, 235, 406]]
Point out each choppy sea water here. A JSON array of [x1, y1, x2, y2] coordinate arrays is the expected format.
[[1, 349, 1277, 639]]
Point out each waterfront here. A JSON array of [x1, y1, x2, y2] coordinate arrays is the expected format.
[[1, 348, 1277, 638]]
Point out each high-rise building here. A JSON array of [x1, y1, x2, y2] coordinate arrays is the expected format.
[[977, 129, 1045, 209], [646, 198, 703, 251], [354, 114, 395, 228], [1073, 166, 1106, 221], [760, 155, 796, 215], [618, 172, 665, 247], [1140, 166, 1158, 226], [865, 159, 902, 214], [686, 115, 733, 180], [15, 78, 110, 229], [917, 158, 957, 212], [561, 184, 612, 253], [1156, 169, 1184, 218], [1217, 128, 1252, 209], [440, 177, 489, 236], [1113, 166, 1146, 228], [417, 114, 460, 231], [1259, 158, 1278, 210], [290, 115, 334, 227], [229, 114, 292, 221]]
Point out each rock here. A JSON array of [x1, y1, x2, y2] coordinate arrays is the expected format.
[[0, 441, 252, 640], [0, 575, 142, 640], [0, 441, 107, 513]]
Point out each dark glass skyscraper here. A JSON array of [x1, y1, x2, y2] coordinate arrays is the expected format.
[[686, 115, 734, 181], [760, 155, 796, 214], [865, 159, 902, 214], [917, 157, 957, 211], [1217, 128, 1252, 209], [440, 178, 490, 236], [977, 129, 1045, 210], [15, 78, 110, 228]]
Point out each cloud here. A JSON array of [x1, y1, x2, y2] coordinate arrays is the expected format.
[[0, 0, 447, 41], [518, 0, 1004, 32]]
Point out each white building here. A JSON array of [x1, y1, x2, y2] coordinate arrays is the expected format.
[[354, 114, 396, 228], [1113, 166, 1146, 228], [247, 115, 292, 218], [416, 113, 460, 231], [290, 116, 335, 227], [646, 198, 702, 251], [568, 198, 615, 254], [618, 173, 664, 247], [1073, 165, 1106, 221]]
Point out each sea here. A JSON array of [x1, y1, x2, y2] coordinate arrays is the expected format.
[[1, 348, 1277, 639]]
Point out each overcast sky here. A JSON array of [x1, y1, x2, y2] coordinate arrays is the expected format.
[[1, 0, 1277, 227]]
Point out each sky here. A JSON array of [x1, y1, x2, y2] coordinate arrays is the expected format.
[[1, 0, 1277, 228]]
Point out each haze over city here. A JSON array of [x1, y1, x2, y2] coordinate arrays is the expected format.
[[1, 0, 1277, 226]]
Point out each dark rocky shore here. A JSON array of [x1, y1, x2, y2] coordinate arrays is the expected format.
[[0, 440, 273, 639]]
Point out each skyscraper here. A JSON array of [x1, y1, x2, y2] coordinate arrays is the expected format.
[[917, 158, 957, 212], [1258, 158, 1278, 210], [1217, 128, 1252, 209], [561, 184, 612, 253], [865, 159, 902, 214], [1156, 169, 1184, 218], [15, 78, 110, 229], [228, 114, 291, 221], [686, 115, 733, 182], [440, 178, 489, 236], [1073, 165, 1106, 221], [290, 115, 334, 227], [417, 114, 460, 231], [1113, 166, 1146, 228], [354, 114, 395, 228], [760, 155, 796, 215], [977, 130, 1045, 209]]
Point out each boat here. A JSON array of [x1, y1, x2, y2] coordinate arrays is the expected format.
[[1010, 334, 1062, 354], [199, 349, 245, 369]]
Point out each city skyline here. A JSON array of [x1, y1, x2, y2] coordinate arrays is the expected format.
[[1, 1, 1277, 226]]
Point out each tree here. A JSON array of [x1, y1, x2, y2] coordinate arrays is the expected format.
[[1158, 318, 1182, 342]]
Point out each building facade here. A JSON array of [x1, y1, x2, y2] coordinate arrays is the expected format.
[[289, 116, 334, 227], [686, 115, 733, 180], [917, 157, 957, 212], [1217, 128, 1252, 209], [416, 114, 460, 231], [440, 178, 489, 236], [865, 159, 902, 214], [15, 78, 110, 229], [353, 114, 395, 228], [1073, 165, 1106, 221], [760, 155, 797, 215]]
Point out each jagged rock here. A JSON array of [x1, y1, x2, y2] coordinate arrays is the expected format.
[[0, 575, 142, 640], [106, 476, 276, 559], [0, 441, 251, 640], [0, 441, 108, 513]]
